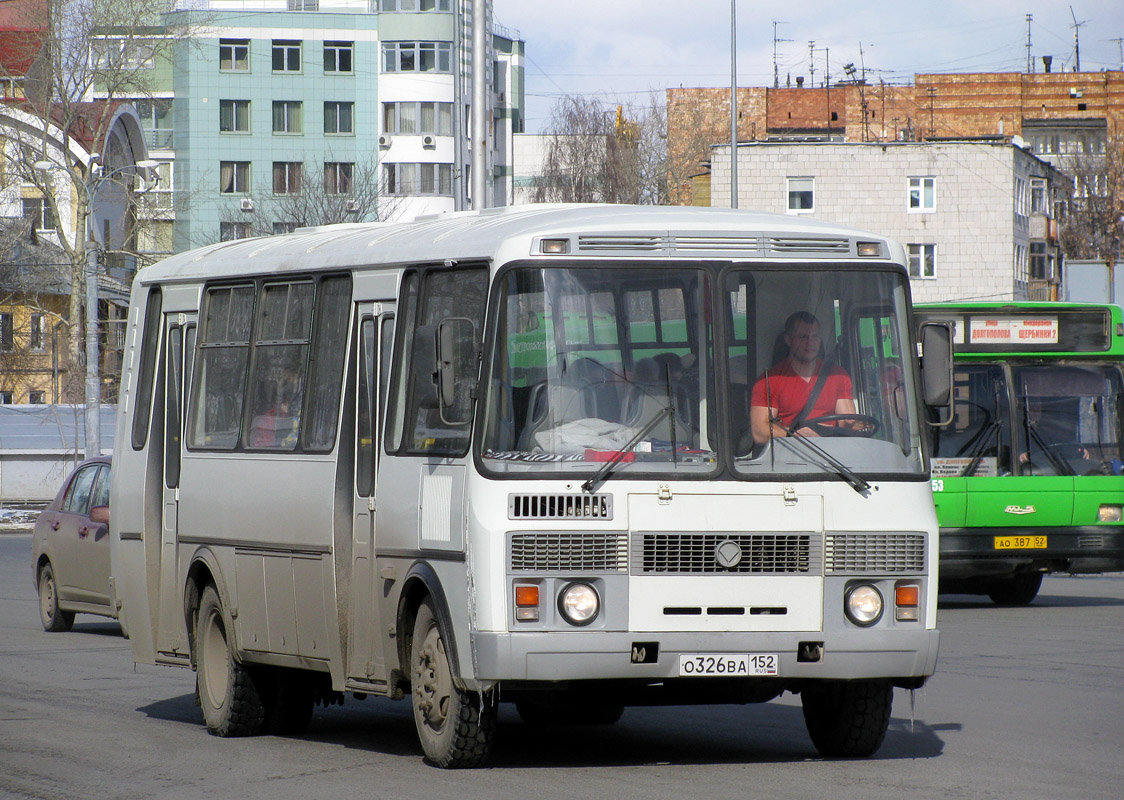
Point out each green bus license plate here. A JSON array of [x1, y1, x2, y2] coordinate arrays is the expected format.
[[994, 535, 1047, 550]]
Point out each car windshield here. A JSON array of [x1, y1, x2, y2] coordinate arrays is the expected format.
[[479, 263, 924, 479]]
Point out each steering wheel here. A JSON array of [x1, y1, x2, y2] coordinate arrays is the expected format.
[[798, 413, 881, 438]]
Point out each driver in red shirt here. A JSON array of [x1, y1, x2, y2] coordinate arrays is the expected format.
[[750, 311, 856, 445]]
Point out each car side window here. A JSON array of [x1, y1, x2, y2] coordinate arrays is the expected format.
[[90, 466, 110, 510], [62, 466, 98, 516]]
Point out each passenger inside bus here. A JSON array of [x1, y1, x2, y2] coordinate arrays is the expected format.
[[250, 374, 301, 449], [749, 311, 857, 446]]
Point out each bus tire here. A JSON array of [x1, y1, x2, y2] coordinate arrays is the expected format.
[[38, 562, 74, 632], [195, 584, 265, 737], [801, 679, 892, 758], [410, 599, 496, 768], [988, 572, 1042, 605]]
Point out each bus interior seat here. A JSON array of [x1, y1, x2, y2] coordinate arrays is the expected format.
[[621, 357, 696, 445]]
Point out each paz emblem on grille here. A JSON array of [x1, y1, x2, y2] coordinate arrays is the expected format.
[[715, 539, 743, 569]]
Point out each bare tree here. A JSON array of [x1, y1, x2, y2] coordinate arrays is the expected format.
[[0, 0, 198, 402], [532, 94, 667, 205], [1058, 137, 1124, 271], [217, 156, 404, 239]]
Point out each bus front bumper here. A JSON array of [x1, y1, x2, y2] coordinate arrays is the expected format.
[[939, 526, 1124, 581], [469, 627, 939, 685]]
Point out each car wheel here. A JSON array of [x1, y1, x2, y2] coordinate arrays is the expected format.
[[410, 599, 496, 768], [38, 563, 74, 632], [194, 584, 265, 737]]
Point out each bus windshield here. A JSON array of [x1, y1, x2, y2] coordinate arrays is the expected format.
[[480, 263, 923, 479], [1013, 364, 1123, 477], [930, 363, 1124, 477]]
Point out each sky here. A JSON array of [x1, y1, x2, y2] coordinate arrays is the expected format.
[[492, 0, 1124, 133]]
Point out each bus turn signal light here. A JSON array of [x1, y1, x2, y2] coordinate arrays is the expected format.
[[515, 585, 540, 621], [895, 584, 920, 621]]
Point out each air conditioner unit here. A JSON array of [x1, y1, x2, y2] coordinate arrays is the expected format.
[[378, 134, 392, 148], [422, 134, 437, 149], [345, 199, 360, 213], [240, 198, 255, 212]]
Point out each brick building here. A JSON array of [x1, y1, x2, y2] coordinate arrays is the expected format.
[[668, 70, 1124, 205]]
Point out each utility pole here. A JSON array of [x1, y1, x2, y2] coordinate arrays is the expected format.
[[471, 0, 488, 209], [772, 20, 791, 89], [1070, 6, 1086, 72], [1112, 37, 1124, 71], [730, 0, 738, 208], [1026, 13, 1033, 73]]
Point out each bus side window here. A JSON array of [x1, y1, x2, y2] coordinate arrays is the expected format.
[[131, 287, 163, 450]]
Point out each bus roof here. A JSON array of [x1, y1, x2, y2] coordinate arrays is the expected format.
[[139, 204, 906, 284]]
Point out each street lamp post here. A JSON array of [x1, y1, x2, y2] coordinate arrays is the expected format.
[[34, 157, 159, 458]]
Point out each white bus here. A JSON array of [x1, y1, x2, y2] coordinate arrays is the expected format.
[[111, 204, 949, 767]]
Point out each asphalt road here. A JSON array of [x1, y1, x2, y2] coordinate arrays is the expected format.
[[2, 532, 1122, 800]]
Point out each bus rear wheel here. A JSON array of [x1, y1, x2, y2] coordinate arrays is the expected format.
[[988, 572, 1043, 605], [410, 600, 496, 768], [801, 679, 892, 758], [195, 584, 266, 737]]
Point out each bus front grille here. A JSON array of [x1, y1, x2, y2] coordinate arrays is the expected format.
[[634, 533, 817, 575], [508, 493, 613, 520], [509, 533, 629, 573], [825, 533, 926, 573]]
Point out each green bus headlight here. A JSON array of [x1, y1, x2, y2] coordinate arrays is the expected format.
[[1098, 504, 1123, 522]]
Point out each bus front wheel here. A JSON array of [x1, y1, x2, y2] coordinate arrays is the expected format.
[[801, 679, 892, 758], [195, 584, 266, 737], [988, 572, 1043, 605], [409, 599, 496, 768]]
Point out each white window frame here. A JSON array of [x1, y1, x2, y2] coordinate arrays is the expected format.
[[272, 40, 302, 73], [272, 101, 303, 135], [324, 41, 353, 74], [219, 39, 250, 72], [907, 243, 936, 279], [908, 176, 935, 213], [786, 176, 814, 214], [219, 100, 251, 133], [220, 161, 251, 194], [324, 101, 355, 135]]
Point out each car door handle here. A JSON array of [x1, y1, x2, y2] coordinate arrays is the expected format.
[[79, 527, 89, 538], [51, 521, 60, 531]]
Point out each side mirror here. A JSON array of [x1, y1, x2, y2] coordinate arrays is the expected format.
[[90, 505, 110, 525], [414, 325, 440, 410], [919, 322, 954, 426], [436, 317, 478, 426]]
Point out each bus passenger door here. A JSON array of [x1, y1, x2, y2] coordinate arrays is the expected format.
[[157, 315, 195, 658], [348, 304, 394, 682]]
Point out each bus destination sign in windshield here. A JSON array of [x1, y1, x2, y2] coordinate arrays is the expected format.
[[968, 316, 1058, 345]]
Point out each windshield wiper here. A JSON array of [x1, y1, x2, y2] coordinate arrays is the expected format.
[[776, 428, 871, 495], [581, 405, 672, 494]]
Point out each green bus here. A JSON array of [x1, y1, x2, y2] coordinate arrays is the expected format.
[[914, 302, 1124, 604]]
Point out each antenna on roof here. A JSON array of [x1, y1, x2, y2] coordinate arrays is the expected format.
[[1069, 6, 1087, 72]]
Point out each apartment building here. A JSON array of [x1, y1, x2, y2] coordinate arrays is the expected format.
[[708, 140, 1069, 303], [101, 1, 524, 254]]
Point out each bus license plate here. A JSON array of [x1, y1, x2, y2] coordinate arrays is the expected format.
[[678, 654, 778, 677], [994, 535, 1047, 550]]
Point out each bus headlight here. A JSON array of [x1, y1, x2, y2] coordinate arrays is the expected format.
[[558, 582, 599, 626], [845, 584, 884, 627], [1097, 504, 1122, 522]]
